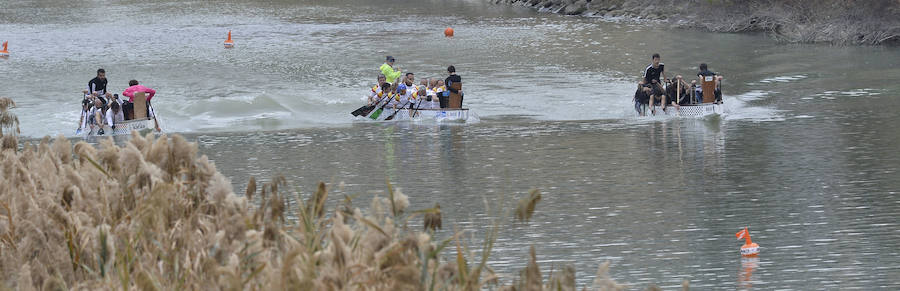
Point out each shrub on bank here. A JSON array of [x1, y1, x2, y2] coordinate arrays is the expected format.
[[494, 0, 900, 45]]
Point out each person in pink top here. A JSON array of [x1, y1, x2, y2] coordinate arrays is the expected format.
[[122, 79, 156, 102], [121, 79, 161, 131]]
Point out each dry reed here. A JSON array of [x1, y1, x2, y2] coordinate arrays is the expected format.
[[516, 189, 542, 222], [0, 99, 681, 290]]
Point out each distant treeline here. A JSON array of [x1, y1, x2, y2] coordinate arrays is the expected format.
[[493, 0, 900, 45]]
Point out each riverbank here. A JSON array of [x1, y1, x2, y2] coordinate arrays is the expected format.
[[491, 0, 900, 46]]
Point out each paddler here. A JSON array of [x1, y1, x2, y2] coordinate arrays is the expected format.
[[88, 99, 105, 134], [393, 83, 410, 109], [443, 66, 462, 108], [433, 79, 446, 106], [641, 53, 667, 113], [380, 56, 403, 84], [83, 68, 112, 108], [367, 74, 387, 105], [122, 79, 161, 131], [403, 73, 418, 93], [693, 63, 723, 104]]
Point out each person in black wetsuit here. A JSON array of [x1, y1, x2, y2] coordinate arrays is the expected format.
[[442, 65, 462, 108]]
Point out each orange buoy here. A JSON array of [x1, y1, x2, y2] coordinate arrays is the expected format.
[[444, 27, 454, 38], [224, 30, 234, 48], [0, 41, 9, 57], [735, 227, 759, 256]]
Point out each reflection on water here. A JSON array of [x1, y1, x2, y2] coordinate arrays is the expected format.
[[190, 114, 900, 289], [739, 257, 760, 290]]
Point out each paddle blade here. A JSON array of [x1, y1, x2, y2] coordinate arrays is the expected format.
[[351, 104, 374, 117], [385, 109, 399, 121], [369, 108, 383, 119]]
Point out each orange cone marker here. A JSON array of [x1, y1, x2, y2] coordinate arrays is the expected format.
[[0, 41, 9, 57], [444, 27, 454, 38], [224, 31, 234, 48], [736, 227, 759, 256]]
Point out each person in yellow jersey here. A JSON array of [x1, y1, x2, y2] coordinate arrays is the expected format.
[[424, 79, 439, 109], [433, 79, 446, 106], [367, 74, 387, 105], [414, 87, 428, 110], [380, 56, 403, 83]]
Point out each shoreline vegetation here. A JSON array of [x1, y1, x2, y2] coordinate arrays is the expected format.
[[491, 0, 900, 46], [0, 97, 685, 290]]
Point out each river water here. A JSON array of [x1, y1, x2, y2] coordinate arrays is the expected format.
[[3, 0, 900, 289]]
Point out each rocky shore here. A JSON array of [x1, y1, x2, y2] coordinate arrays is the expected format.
[[491, 0, 900, 46]]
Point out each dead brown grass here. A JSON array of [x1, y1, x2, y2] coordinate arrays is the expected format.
[[0, 99, 679, 290]]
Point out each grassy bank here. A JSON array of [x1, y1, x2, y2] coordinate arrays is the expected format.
[[492, 0, 900, 46], [0, 97, 683, 290]]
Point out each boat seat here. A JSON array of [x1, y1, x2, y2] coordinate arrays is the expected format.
[[448, 82, 462, 108], [133, 92, 148, 119], [701, 75, 716, 103]]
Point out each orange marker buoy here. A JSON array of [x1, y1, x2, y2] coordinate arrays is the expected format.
[[735, 227, 759, 256], [224, 30, 234, 48], [444, 27, 454, 38], [0, 41, 9, 57]]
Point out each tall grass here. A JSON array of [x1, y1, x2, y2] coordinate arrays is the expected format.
[[0, 97, 677, 290], [0, 97, 20, 151]]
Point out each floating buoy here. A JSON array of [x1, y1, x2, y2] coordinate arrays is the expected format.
[[735, 227, 759, 256], [444, 27, 454, 38], [0, 41, 9, 57], [224, 30, 234, 48]]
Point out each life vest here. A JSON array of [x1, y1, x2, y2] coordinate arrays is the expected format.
[[370, 85, 386, 99]]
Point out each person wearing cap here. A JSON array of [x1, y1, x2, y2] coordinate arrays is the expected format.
[[392, 83, 408, 108], [380, 56, 403, 84]]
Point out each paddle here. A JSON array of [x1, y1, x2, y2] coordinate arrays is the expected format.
[[352, 89, 391, 117], [410, 96, 425, 118], [76, 101, 84, 135], [384, 100, 410, 121], [353, 93, 386, 117], [368, 94, 394, 120], [676, 79, 682, 104], [717, 76, 723, 104], [77, 94, 91, 134], [369, 83, 399, 120]]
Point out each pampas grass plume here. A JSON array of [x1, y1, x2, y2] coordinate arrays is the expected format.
[[0, 106, 660, 291]]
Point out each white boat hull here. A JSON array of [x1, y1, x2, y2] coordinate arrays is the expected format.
[[78, 118, 158, 137], [392, 108, 469, 122], [366, 107, 470, 122], [662, 103, 725, 117]]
